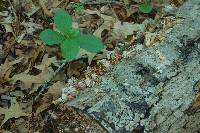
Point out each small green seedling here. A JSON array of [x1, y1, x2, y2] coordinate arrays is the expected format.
[[139, 0, 153, 13], [39, 9, 104, 61], [72, 3, 84, 12]]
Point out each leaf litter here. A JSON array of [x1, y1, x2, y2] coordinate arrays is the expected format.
[[0, 0, 187, 132]]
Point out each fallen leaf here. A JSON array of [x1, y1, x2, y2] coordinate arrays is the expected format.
[[193, 94, 200, 108], [35, 99, 51, 115], [29, 66, 54, 94], [85, 9, 145, 42], [0, 58, 23, 92], [1, 130, 13, 133], [112, 21, 145, 40], [85, 9, 115, 39], [11, 73, 42, 89], [77, 48, 96, 64], [67, 61, 85, 78], [18, 0, 40, 17], [46, 81, 65, 100], [34, 54, 58, 71], [0, 98, 29, 127], [35, 81, 65, 115]]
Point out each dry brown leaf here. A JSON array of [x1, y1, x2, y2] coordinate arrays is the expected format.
[[192, 93, 200, 108], [29, 45, 45, 65], [34, 54, 58, 71], [1, 13, 14, 34], [46, 81, 65, 100], [11, 73, 42, 89], [112, 21, 144, 40], [1, 130, 12, 133], [0, 98, 29, 127], [77, 48, 96, 64], [0, 58, 23, 86], [93, 24, 110, 38], [85, 9, 115, 38], [15, 0, 40, 17], [84, 9, 144, 42], [29, 66, 54, 94], [13, 118, 29, 133], [35, 81, 65, 115], [39, 0, 53, 17], [0, 86, 5, 94], [67, 61, 85, 78], [7, 55, 55, 92], [126, 5, 138, 18], [2, 23, 13, 34], [0, 45, 5, 63], [35, 99, 51, 115], [39, 0, 65, 17]]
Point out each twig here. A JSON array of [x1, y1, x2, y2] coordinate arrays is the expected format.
[[34, 59, 68, 101], [82, 0, 122, 5]]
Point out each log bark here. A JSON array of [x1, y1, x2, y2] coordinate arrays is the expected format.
[[67, 0, 200, 132]]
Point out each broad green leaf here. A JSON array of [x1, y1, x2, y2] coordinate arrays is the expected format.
[[76, 35, 104, 53], [60, 39, 80, 61], [139, 3, 152, 13], [39, 29, 65, 45], [54, 9, 72, 34]]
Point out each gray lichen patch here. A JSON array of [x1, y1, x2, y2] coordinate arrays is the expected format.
[[141, 59, 200, 132], [67, 0, 200, 132]]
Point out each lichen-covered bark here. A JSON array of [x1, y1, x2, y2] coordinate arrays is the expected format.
[[67, 0, 200, 132]]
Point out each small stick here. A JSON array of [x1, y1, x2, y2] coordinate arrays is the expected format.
[[82, 0, 122, 5], [34, 59, 68, 101]]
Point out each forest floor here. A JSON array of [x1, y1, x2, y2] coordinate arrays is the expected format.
[[0, 0, 188, 132]]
